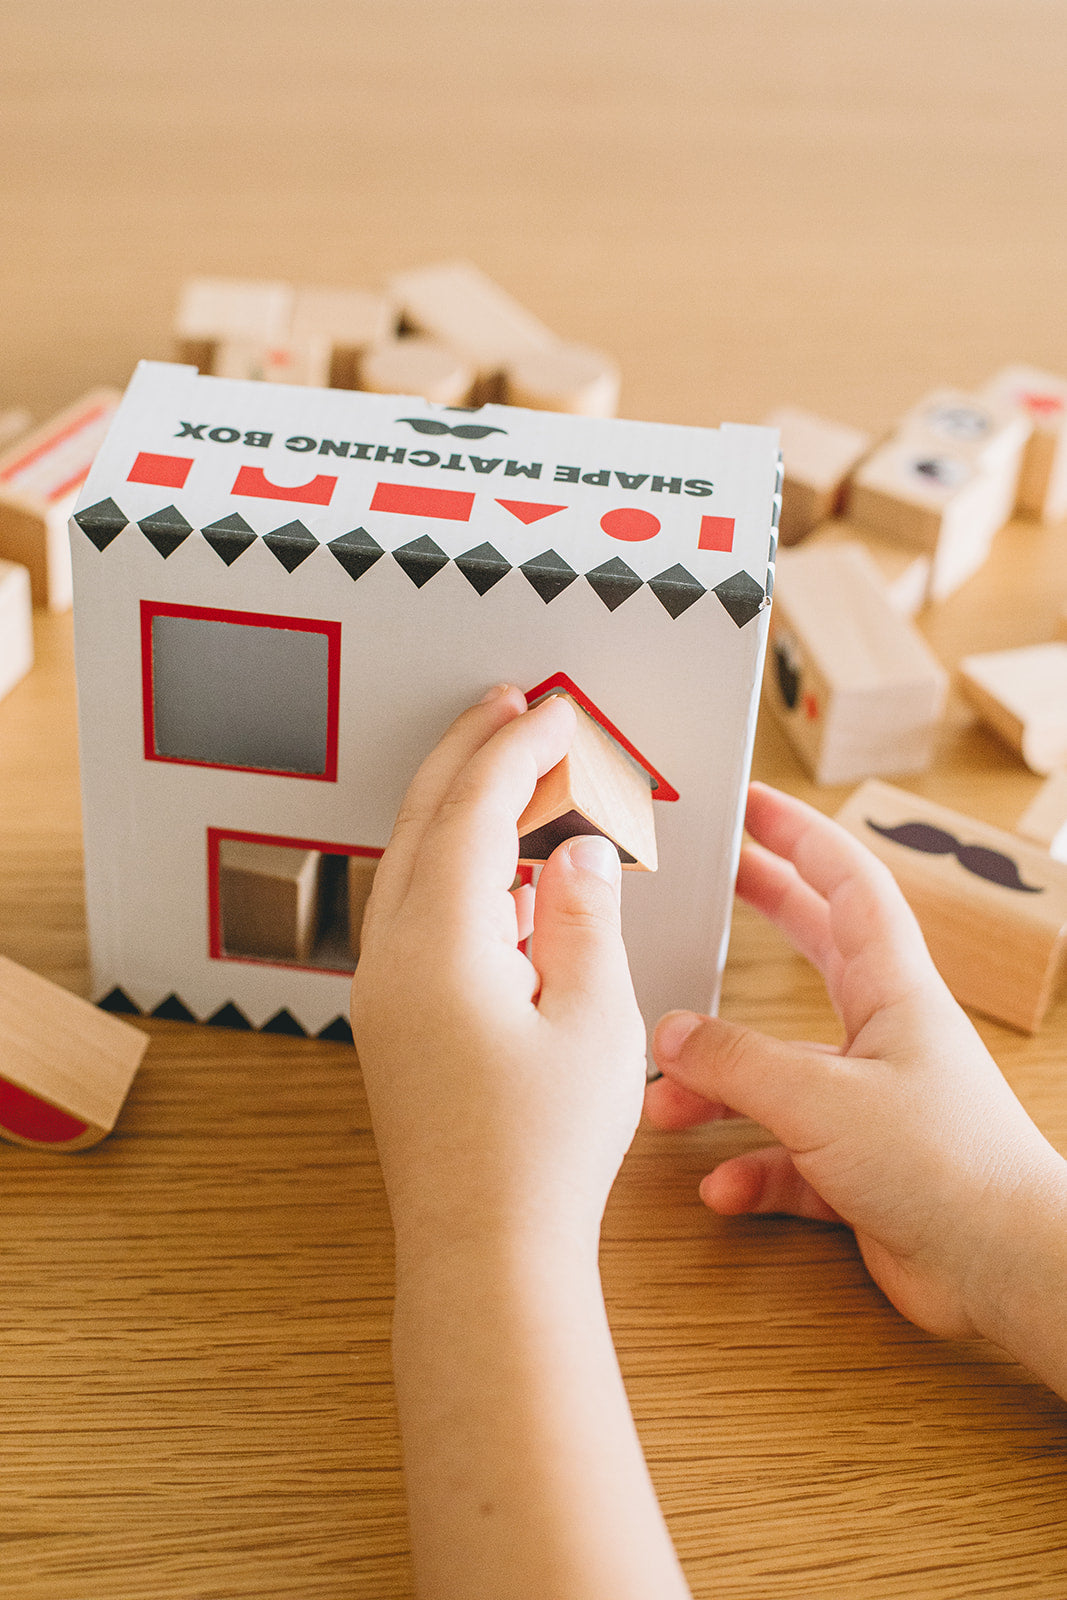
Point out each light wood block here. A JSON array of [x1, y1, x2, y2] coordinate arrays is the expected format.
[[1017, 770, 1067, 862], [981, 364, 1067, 521], [0, 954, 147, 1149], [219, 840, 323, 962], [847, 435, 1007, 601], [0, 560, 33, 701], [895, 387, 1030, 478], [359, 336, 475, 405], [761, 408, 871, 545], [956, 642, 1067, 775], [0, 389, 120, 609], [836, 779, 1067, 1032], [504, 343, 620, 417], [211, 336, 333, 387], [0, 408, 30, 452], [806, 521, 930, 617], [290, 286, 397, 389], [389, 260, 556, 402], [767, 543, 948, 786], [174, 276, 293, 373], [517, 693, 657, 871], [347, 854, 379, 960]]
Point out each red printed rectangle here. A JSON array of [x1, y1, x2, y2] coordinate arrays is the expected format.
[[128, 451, 194, 490], [698, 515, 735, 553], [370, 481, 475, 521]]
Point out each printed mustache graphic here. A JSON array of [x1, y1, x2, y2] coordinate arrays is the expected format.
[[865, 819, 1044, 894], [398, 417, 508, 440]]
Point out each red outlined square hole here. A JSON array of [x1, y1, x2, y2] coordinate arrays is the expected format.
[[142, 601, 340, 780], [208, 828, 383, 975]]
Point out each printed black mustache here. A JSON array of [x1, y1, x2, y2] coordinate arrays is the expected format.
[[398, 418, 508, 440], [865, 819, 1044, 894]]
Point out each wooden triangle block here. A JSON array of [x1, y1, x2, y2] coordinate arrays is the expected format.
[[517, 694, 657, 871], [0, 955, 148, 1149]]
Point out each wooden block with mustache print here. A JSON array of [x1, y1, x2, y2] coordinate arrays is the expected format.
[[836, 779, 1067, 1032]]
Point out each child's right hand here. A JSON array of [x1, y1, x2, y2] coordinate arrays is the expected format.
[[644, 783, 1067, 1392]]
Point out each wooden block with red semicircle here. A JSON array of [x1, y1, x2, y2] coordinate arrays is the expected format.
[[0, 955, 148, 1150]]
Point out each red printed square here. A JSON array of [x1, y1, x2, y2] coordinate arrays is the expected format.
[[127, 451, 194, 490], [698, 515, 735, 553]]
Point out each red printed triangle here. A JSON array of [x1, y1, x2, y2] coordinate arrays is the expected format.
[[495, 499, 568, 525]]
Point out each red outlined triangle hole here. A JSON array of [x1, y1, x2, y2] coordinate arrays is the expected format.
[[525, 671, 679, 802]]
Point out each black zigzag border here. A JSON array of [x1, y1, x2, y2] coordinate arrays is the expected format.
[[99, 985, 353, 1043], [74, 498, 775, 629]]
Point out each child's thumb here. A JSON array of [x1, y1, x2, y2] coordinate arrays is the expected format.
[[529, 835, 641, 1036]]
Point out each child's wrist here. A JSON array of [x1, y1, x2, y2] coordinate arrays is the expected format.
[[961, 1154, 1067, 1374]]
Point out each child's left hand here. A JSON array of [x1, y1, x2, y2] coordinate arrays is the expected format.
[[350, 685, 648, 1267]]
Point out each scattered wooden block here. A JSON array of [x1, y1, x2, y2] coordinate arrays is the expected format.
[[0, 954, 147, 1149], [219, 840, 323, 962], [504, 343, 620, 417], [956, 642, 1067, 775], [896, 387, 1030, 478], [359, 336, 475, 405], [836, 779, 1067, 1032], [981, 364, 1067, 521], [766, 543, 947, 786], [290, 286, 396, 389], [0, 409, 30, 453], [761, 408, 871, 545], [1017, 769, 1067, 862], [211, 335, 333, 387], [0, 389, 120, 609], [347, 854, 379, 960], [389, 260, 556, 402], [805, 521, 930, 617], [174, 277, 293, 373], [517, 693, 657, 871], [848, 436, 1006, 602], [0, 560, 33, 702]]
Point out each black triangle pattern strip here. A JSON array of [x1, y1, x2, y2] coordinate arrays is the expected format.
[[76, 507, 778, 624]]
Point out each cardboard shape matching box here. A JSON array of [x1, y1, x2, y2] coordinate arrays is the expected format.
[[69, 361, 780, 1039]]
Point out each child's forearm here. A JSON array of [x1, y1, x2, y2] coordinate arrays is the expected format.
[[391, 1230, 692, 1600]]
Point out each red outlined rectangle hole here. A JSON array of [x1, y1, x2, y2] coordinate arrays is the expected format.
[[142, 601, 340, 780], [208, 828, 383, 975]]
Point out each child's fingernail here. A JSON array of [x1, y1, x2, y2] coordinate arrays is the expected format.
[[567, 834, 621, 884], [479, 682, 512, 704], [655, 1011, 702, 1062]]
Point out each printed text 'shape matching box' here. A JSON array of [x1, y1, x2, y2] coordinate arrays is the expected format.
[[70, 361, 780, 1041]]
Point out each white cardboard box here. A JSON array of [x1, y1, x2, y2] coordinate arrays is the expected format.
[[70, 361, 780, 1040]]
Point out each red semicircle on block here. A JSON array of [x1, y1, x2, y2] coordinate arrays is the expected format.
[[0, 1077, 91, 1145], [525, 671, 679, 802], [495, 499, 568, 525], [232, 466, 338, 505]]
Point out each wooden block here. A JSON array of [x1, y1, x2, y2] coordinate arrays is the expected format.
[[290, 286, 397, 389], [895, 387, 1030, 479], [359, 336, 475, 405], [767, 543, 947, 786], [805, 521, 930, 617], [389, 260, 556, 402], [0, 560, 33, 702], [347, 854, 379, 960], [219, 840, 323, 962], [0, 389, 120, 609], [847, 436, 1007, 601], [836, 779, 1067, 1032], [517, 693, 657, 871], [173, 276, 293, 373], [503, 343, 620, 417], [0, 955, 147, 1149], [211, 336, 333, 387], [1017, 770, 1067, 862], [761, 408, 871, 545], [956, 642, 1067, 775], [981, 364, 1067, 521]]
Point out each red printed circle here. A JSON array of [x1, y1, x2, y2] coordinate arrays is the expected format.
[[600, 507, 661, 542]]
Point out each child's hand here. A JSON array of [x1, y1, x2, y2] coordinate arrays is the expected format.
[[644, 783, 1067, 1363], [351, 686, 647, 1266]]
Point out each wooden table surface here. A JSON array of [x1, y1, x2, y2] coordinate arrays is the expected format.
[[2, 3, 1067, 1594]]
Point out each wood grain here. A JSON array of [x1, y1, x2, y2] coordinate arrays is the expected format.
[[3, 3, 1067, 1594]]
